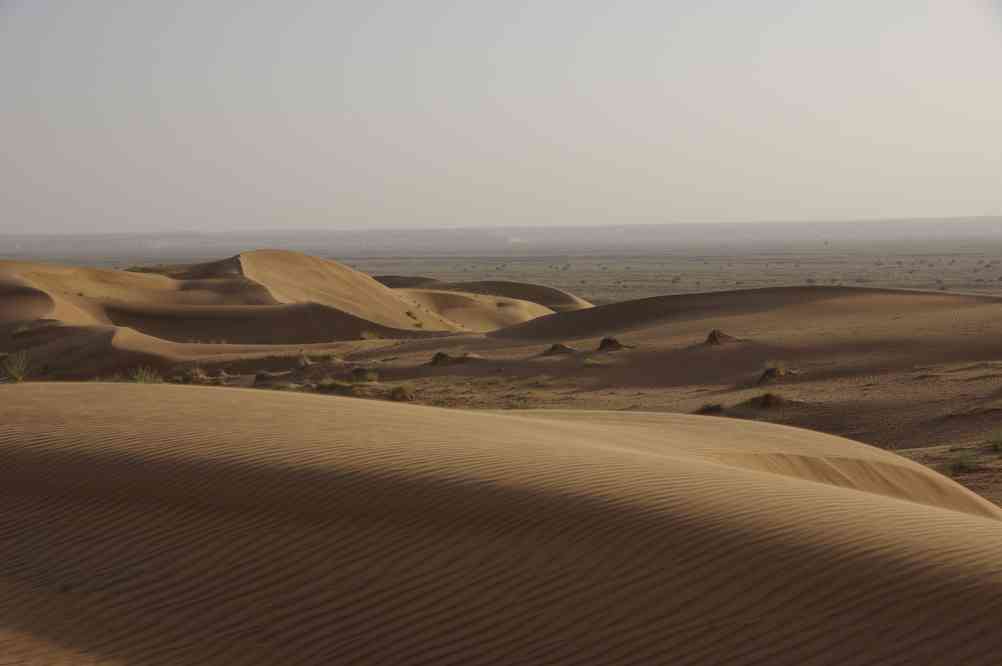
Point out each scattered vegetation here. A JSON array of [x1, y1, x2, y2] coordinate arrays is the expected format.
[[597, 337, 627, 352], [314, 377, 357, 396], [987, 432, 1002, 454], [389, 385, 416, 402], [741, 393, 788, 410], [542, 343, 577, 356], [948, 456, 983, 476], [758, 360, 788, 385], [1, 351, 30, 383], [351, 367, 379, 383], [181, 365, 209, 384], [429, 351, 486, 366], [704, 329, 737, 346], [130, 366, 163, 384]]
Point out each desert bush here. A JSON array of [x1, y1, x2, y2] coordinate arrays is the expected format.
[[1, 351, 30, 382], [741, 392, 787, 409], [597, 337, 626, 352], [695, 403, 724, 415], [948, 456, 982, 476], [758, 360, 788, 385], [130, 366, 163, 384], [351, 367, 379, 383], [987, 432, 1002, 453], [315, 377, 357, 395], [183, 365, 209, 384], [389, 385, 416, 402]]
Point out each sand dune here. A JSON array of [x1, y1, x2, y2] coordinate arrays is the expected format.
[[0, 251, 577, 349], [377, 276, 593, 312], [493, 285, 1000, 340], [399, 288, 554, 332], [2, 382, 1001, 664], [0, 251, 578, 377]]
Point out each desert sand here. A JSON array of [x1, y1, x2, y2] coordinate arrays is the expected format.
[[3, 383, 1002, 664], [4, 250, 1002, 663]]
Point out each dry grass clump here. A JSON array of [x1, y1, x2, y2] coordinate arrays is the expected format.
[[130, 366, 163, 384], [314, 377, 357, 396], [1, 350, 30, 382], [389, 385, 416, 402]]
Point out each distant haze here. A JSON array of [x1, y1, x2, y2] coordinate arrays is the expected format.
[[2, 2, 1002, 233]]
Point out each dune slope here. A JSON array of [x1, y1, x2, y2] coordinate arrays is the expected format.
[[398, 288, 554, 332], [376, 275, 593, 312], [2, 383, 1001, 664], [492, 285, 1001, 340]]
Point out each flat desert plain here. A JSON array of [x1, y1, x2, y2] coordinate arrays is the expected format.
[[3, 248, 1002, 663]]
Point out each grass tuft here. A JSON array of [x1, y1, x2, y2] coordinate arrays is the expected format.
[[1, 351, 30, 383], [130, 366, 163, 384]]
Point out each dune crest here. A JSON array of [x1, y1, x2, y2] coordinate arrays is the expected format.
[[2, 383, 1001, 664]]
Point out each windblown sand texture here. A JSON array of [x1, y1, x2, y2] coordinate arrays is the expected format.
[[2, 383, 1002, 664]]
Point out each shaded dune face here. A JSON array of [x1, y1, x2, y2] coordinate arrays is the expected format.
[[0, 282, 55, 324], [2, 383, 1001, 664]]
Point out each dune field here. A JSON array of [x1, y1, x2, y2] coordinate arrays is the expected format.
[[4, 250, 1002, 663]]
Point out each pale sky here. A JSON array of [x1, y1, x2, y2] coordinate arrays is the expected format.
[[2, 1, 1001, 233]]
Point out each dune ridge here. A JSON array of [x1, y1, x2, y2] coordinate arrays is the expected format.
[[2, 383, 1001, 664], [378, 277, 594, 312]]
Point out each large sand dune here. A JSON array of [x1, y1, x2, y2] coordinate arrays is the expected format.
[[0, 251, 577, 374], [2, 383, 1001, 664]]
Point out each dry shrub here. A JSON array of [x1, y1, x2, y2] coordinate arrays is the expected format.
[[130, 366, 163, 384], [389, 385, 416, 402], [1, 351, 29, 382]]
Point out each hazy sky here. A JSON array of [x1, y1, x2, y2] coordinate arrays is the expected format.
[[3, 1, 1002, 233]]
